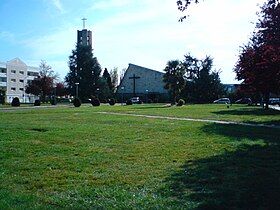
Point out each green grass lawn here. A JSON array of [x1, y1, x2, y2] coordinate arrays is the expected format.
[[0, 104, 279, 209]]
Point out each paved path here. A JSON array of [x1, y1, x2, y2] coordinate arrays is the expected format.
[[97, 112, 280, 129], [0, 105, 72, 112]]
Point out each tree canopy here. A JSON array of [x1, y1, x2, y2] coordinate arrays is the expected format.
[[65, 45, 102, 100], [182, 54, 224, 103], [177, 0, 200, 21], [234, 0, 280, 108], [25, 61, 57, 102], [163, 60, 186, 104]]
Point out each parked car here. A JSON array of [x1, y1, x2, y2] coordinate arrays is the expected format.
[[235, 98, 252, 105], [58, 98, 72, 103], [213, 98, 230, 104], [269, 98, 280, 106], [130, 97, 140, 104]]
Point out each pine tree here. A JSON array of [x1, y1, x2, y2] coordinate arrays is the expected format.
[[102, 68, 113, 92], [65, 45, 101, 100]]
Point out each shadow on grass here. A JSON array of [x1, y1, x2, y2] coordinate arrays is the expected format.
[[160, 124, 280, 209], [131, 105, 172, 110], [213, 107, 280, 116]]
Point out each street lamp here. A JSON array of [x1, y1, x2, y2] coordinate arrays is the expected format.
[[75, 82, 79, 98], [23, 75, 29, 103], [121, 86, 124, 105]]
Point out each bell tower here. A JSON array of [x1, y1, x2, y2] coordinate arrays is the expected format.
[[77, 18, 92, 48]]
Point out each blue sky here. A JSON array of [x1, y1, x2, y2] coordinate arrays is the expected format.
[[0, 0, 265, 83]]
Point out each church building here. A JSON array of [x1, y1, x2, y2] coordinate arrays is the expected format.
[[117, 64, 169, 102]]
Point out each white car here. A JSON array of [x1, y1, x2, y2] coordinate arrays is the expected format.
[[131, 97, 140, 104], [213, 98, 230, 104]]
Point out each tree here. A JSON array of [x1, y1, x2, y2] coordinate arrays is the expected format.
[[55, 82, 66, 97], [234, 0, 280, 108], [177, 0, 200, 21], [25, 60, 57, 102], [102, 68, 113, 93], [110, 67, 119, 93], [182, 54, 224, 103], [65, 44, 102, 100], [163, 60, 186, 104]]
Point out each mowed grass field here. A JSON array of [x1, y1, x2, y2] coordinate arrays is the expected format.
[[0, 104, 279, 209]]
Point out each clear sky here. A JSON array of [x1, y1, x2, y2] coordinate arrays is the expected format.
[[0, 0, 265, 84]]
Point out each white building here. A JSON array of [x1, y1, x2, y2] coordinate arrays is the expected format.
[[0, 58, 39, 103]]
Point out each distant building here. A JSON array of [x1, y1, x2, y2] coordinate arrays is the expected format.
[[117, 64, 169, 102], [223, 84, 240, 94], [0, 58, 39, 103]]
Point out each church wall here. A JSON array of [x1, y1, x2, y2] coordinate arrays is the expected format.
[[117, 64, 170, 102]]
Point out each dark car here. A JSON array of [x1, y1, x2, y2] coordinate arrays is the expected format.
[[235, 98, 252, 105]]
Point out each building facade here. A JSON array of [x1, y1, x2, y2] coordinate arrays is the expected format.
[[117, 64, 170, 102], [0, 58, 39, 103]]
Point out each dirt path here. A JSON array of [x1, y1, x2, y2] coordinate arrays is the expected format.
[[97, 111, 280, 129]]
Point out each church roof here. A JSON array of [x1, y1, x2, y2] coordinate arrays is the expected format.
[[127, 63, 164, 75]]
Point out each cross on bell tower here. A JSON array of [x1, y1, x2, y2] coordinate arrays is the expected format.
[[82, 18, 87, 29]]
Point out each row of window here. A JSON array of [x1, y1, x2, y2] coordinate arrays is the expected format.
[[9, 70, 39, 76], [10, 79, 25, 83], [10, 87, 24, 91], [10, 70, 24, 74]]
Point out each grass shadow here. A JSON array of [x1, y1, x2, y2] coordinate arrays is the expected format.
[[213, 107, 280, 116], [131, 104, 172, 110], [160, 124, 280, 209]]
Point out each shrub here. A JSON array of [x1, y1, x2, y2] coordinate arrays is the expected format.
[[177, 99, 185, 106], [11, 97, 20, 107], [126, 99, 132, 105], [91, 98, 100, 106], [50, 98, 57, 105], [147, 99, 153, 104], [73, 98, 81, 107], [108, 98, 116, 106], [34, 100, 41, 106]]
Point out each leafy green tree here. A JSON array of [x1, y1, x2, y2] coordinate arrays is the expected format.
[[182, 54, 224, 103], [234, 0, 280, 108], [65, 45, 102, 100], [25, 61, 57, 102], [163, 60, 186, 104]]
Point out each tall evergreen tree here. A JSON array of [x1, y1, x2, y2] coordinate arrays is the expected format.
[[102, 68, 113, 92], [65, 45, 101, 100]]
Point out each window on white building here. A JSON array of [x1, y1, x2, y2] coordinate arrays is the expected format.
[[0, 68, 7, 73], [19, 71, 24, 75], [19, 88, 24, 91], [11, 70, 16, 74], [11, 87, 16, 91], [19, 79, 24, 83], [11, 79, 16, 82]]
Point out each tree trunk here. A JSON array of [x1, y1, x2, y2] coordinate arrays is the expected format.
[[264, 92, 270, 109]]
